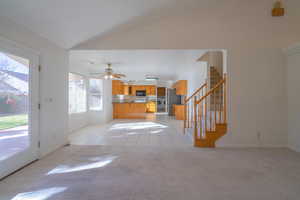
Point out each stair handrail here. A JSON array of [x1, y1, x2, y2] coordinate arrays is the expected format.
[[183, 82, 207, 132], [193, 74, 227, 142], [184, 82, 207, 104]]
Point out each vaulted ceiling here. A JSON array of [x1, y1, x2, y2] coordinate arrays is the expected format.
[[0, 0, 299, 50], [0, 0, 180, 48]]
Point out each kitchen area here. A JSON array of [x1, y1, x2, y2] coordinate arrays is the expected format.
[[112, 80, 187, 120]]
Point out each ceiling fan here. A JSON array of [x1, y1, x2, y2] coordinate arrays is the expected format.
[[90, 63, 126, 79]]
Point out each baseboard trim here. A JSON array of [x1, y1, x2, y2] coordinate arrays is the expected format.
[[39, 141, 69, 159], [288, 145, 300, 153], [0, 159, 38, 181]]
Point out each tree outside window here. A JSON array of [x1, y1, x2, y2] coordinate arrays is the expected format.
[[89, 78, 103, 111], [69, 73, 86, 113]]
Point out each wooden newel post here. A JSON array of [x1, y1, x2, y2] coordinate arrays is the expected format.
[[184, 96, 187, 131], [194, 96, 198, 142], [224, 74, 227, 124]]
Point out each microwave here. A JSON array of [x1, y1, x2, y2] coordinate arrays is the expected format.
[[136, 90, 146, 96]]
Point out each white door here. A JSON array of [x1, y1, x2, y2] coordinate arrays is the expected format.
[[0, 37, 39, 179]]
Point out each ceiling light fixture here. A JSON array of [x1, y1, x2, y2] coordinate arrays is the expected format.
[[91, 63, 126, 80], [272, 0, 285, 17], [145, 75, 159, 81]]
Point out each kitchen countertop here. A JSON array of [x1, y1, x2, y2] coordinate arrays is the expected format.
[[112, 101, 155, 104]]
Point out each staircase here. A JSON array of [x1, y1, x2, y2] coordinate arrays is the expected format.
[[184, 74, 227, 148], [210, 67, 223, 110]]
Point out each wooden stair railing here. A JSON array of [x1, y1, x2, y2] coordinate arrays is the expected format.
[[192, 74, 227, 147], [193, 75, 227, 147], [183, 82, 207, 133]]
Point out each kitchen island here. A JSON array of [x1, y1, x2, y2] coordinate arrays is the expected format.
[[113, 102, 156, 119]]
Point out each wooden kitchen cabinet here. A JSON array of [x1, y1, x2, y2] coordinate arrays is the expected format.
[[131, 85, 142, 96], [148, 86, 156, 95], [113, 103, 147, 119], [113, 103, 130, 119], [112, 80, 124, 95], [146, 101, 156, 113], [172, 80, 187, 95], [123, 85, 129, 95], [130, 85, 156, 96], [130, 103, 147, 117], [157, 87, 166, 96], [113, 103, 126, 118], [173, 104, 185, 120], [113, 83, 157, 96], [112, 80, 132, 95]]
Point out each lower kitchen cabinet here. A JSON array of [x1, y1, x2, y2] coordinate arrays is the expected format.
[[173, 104, 185, 120], [146, 101, 156, 113], [113, 103, 147, 119]]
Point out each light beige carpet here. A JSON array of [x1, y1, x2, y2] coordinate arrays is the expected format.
[[0, 145, 300, 200]]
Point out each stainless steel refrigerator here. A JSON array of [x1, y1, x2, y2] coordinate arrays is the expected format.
[[167, 88, 182, 116]]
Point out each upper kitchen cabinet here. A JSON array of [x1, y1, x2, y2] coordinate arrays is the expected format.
[[157, 87, 166, 96], [131, 85, 142, 96], [147, 86, 156, 96], [173, 80, 187, 95], [123, 85, 130, 95], [113, 83, 157, 96], [112, 80, 124, 95], [131, 85, 156, 96]]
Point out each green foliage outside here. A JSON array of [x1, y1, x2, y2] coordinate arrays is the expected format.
[[0, 114, 28, 130]]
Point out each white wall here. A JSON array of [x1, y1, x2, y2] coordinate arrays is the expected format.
[[68, 66, 89, 132], [68, 65, 112, 133], [185, 52, 207, 96], [0, 17, 68, 157], [88, 80, 112, 126], [286, 44, 300, 152], [72, 0, 298, 148], [176, 51, 208, 96], [198, 51, 223, 75], [69, 112, 89, 133]]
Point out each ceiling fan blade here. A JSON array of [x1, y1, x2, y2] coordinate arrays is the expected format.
[[112, 74, 121, 79], [90, 73, 105, 79], [88, 62, 127, 79], [114, 73, 126, 77]]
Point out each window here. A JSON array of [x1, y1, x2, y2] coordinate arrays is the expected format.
[[89, 78, 103, 111], [69, 73, 86, 113]]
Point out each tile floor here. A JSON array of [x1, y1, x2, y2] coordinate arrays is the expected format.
[[1, 116, 300, 200], [69, 115, 192, 147]]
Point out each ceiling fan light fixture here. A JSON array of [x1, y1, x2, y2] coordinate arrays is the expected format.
[[89, 62, 126, 80]]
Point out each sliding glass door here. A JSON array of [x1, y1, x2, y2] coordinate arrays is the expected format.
[[0, 37, 39, 179]]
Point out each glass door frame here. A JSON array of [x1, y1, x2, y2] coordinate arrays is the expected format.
[[0, 36, 40, 179]]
